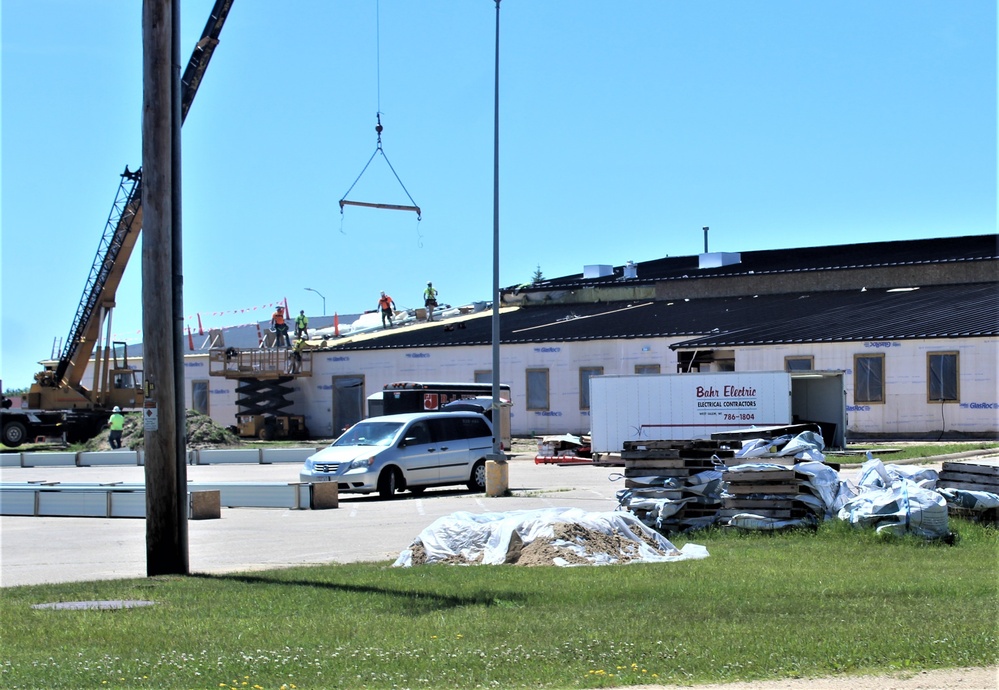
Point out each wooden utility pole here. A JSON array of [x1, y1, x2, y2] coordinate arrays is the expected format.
[[142, 0, 188, 576]]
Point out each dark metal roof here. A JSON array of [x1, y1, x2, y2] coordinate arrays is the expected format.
[[524, 234, 998, 290], [321, 282, 998, 352]]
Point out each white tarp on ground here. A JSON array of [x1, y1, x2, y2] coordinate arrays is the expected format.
[[711, 434, 973, 539], [838, 476, 950, 538], [938, 487, 999, 512], [393, 507, 709, 567]]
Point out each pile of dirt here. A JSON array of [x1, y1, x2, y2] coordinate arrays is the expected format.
[[82, 409, 242, 451], [407, 521, 678, 567]]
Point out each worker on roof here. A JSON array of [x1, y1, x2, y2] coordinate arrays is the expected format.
[[295, 310, 309, 339], [108, 406, 125, 450], [271, 306, 291, 347], [424, 281, 439, 322], [378, 291, 396, 329]]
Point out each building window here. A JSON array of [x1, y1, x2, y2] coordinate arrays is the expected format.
[[191, 380, 209, 415], [854, 354, 885, 404], [579, 366, 604, 410], [635, 364, 660, 375], [677, 349, 735, 373], [474, 370, 492, 384], [526, 369, 550, 411], [785, 356, 814, 372], [928, 352, 959, 402]]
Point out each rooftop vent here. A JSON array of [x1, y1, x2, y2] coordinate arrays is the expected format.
[[699, 252, 742, 269], [583, 264, 614, 279], [623, 260, 637, 279]]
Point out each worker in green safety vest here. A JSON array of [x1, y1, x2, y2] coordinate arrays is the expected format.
[[424, 282, 439, 321], [295, 310, 309, 339], [108, 406, 125, 449]]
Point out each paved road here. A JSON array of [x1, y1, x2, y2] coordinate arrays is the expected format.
[[0, 456, 624, 587]]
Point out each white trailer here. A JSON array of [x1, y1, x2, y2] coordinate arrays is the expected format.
[[590, 371, 846, 453]]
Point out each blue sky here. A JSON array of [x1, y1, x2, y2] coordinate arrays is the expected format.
[[2, 0, 995, 391]]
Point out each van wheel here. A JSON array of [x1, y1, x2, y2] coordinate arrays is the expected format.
[[378, 467, 402, 499], [467, 460, 487, 492]]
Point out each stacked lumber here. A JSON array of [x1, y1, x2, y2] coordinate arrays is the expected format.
[[938, 458, 999, 523], [618, 439, 738, 533], [718, 466, 815, 523], [938, 459, 999, 493]]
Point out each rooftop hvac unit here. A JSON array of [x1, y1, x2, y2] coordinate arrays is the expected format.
[[699, 252, 742, 269], [583, 264, 614, 279]]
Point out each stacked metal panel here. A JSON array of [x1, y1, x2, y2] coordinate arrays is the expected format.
[[717, 465, 825, 530], [938, 459, 999, 524], [616, 439, 737, 533]]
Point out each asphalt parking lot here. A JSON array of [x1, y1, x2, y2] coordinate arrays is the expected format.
[[0, 455, 624, 587]]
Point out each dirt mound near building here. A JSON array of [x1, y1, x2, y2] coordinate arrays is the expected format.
[[82, 410, 242, 451]]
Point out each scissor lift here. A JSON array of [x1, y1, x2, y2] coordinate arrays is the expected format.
[[209, 346, 313, 439]]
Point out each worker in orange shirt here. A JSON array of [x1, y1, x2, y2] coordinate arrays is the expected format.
[[378, 291, 396, 328], [271, 306, 291, 347]]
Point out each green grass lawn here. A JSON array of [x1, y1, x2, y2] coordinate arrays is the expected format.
[[2, 519, 996, 689], [838, 441, 999, 463]]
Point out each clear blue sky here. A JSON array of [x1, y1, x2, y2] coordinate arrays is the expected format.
[[2, 1, 996, 391]]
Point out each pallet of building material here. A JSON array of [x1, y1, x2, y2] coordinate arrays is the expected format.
[[622, 439, 742, 453], [621, 448, 681, 461], [948, 506, 999, 525], [624, 456, 700, 470], [681, 505, 722, 518], [623, 464, 722, 483], [622, 449, 734, 463], [717, 507, 810, 520], [722, 468, 796, 483], [725, 482, 809, 495], [938, 460, 999, 493], [626, 458, 719, 472], [722, 497, 801, 511]]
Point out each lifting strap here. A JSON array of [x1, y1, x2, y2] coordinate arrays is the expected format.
[[339, 113, 421, 220]]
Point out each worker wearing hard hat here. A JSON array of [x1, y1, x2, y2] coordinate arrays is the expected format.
[[424, 281, 439, 322], [378, 291, 396, 328], [295, 310, 309, 339], [271, 306, 292, 347], [108, 406, 125, 450], [289, 336, 307, 374]]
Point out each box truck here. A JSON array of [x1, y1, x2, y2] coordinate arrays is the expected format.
[[589, 371, 846, 454]]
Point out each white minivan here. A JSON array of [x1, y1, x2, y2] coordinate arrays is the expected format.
[[299, 411, 495, 498]]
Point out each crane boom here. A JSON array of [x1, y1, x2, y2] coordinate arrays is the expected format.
[[181, 0, 234, 123], [51, 0, 235, 395]]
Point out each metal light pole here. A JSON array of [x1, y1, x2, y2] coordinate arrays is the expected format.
[[305, 287, 326, 316], [485, 0, 509, 496]]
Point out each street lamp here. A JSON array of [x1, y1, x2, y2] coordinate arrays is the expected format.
[[304, 287, 326, 316], [485, 0, 508, 497]]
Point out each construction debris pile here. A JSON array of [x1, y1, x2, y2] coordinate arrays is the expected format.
[[534, 433, 593, 464], [614, 431, 999, 538], [81, 410, 242, 451], [393, 507, 708, 567]]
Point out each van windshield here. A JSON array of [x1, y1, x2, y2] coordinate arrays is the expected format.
[[333, 421, 403, 447]]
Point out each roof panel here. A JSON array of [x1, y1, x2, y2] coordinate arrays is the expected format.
[[321, 282, 998, 352]]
